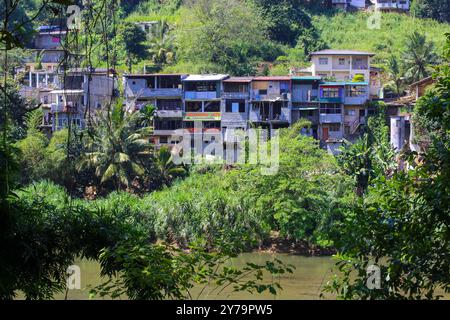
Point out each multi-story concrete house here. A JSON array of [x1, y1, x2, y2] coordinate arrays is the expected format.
[[316, 80, 371, 143], [307, 49, 374, 146], [123, 73, 185, 147], [19, 67, 116, 133], [291, 76, 321, 138], [343, 81, 370, 138], [310, 49, 374, 83], [318, 82, 345, 142], [22, 25, 71, 73], [182, 74, 228, 150], [250, 77, 292, 130], [370, 0, 410, 11], [221, 77, 252, 135], [49, 68, 116, 132], [32, 25, 67, 50]]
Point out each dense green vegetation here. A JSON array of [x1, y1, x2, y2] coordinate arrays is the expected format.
[[313, 11, 450, 64], [325, 34, 450, 299], [411, 0, 450, 24], [17, 120, 353, 248]]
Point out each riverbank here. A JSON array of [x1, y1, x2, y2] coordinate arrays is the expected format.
[[257, 234, 336, 256]]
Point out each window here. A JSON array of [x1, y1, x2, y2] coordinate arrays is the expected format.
[[280, 82, 290, 94], [224, 83, 248, 93], [146, 77, 156, 89], [158, 99, 182, 111], [185, 101, 202, 112], [299, 110, 314, 117], [158, 76, 181, 89], [346, 85, 366, 97], [155, 119, 183, 130], [319, 58, 328, 65], [345, 109, 356, 116], [226, 100, 245, 113], [320, 104, 341, 114], [159, 136, 168, 144], [203, 121, 221, 129], [338, 58, 345, 66], [185, 81, 217, 92], [258, 89, 267, 95], [204, 101, 220, 112], [328, 124, 341, 132], [322, 88, 340, 98]]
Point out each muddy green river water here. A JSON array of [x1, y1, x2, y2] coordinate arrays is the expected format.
[[50, 253, 448, 300]]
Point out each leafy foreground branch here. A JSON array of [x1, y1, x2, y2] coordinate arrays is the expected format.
[[92, 238, 293, 300], [0, 186, 293, 300]]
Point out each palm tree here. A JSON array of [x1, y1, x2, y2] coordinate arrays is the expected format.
[[78, 103, 153, 191], [385, 55, 405, 98], [154, 146, 185, 187], [402, 31, 440, 83], [147, 20, 175, 68], [137, 104, 156, 128]]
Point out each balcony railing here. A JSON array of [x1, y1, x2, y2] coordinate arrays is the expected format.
[[252, 92, 291, 101], [155, 110, 183, 118], [344, 94, 369, 105], [292, 90, 318, 103], [319, 96, 344, 103], [184, 91, 219, 100], [320, 113, 342, 123], [351, 64, 369, 70], [50, 103, 80, 113], [222, 92, 250, 99], [183, 112, 221, 121], [153, 129, 180, 136]]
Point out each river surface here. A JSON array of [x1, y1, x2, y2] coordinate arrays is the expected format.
[[53, 253, 449, 300], [54, 253, 337, 300]]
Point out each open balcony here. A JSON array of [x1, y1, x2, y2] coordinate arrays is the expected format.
[[252, 90, 291, 102], [250, 107, 290, 123], [345, 84, 369, 105]]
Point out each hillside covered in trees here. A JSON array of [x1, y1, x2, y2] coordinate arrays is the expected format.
[[17, 0, 450, 78]]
